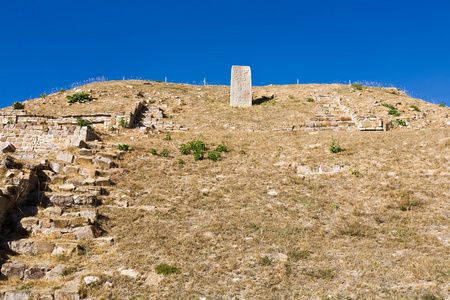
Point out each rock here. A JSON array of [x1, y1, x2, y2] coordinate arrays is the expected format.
[[49, 161, 63, 173], [95, 177, 111, 186], [79, 209, 97, 222], [34, 241, 55, 254], [43, 206, 63, 218], [46, 264, 67, 281], [5, 171, 15, 178], [24, 263, 50, 280], [84, 275, 100, 285], [56, 152, 74, 163], [70, 138, 87, 148], [51, 174, 67, 184], [144, 273, 163, 286], [73, 194, 97, 206], [121, 269, 140, 278], [8, 240, 36, 255], [54, 281, 80, 300], [1, 261, 26, 279], [4, 291, 31, 300], [82, 178, 96, 186], [63, 165, 80, 175], [50, 194, 74, 208], [93, 156, 115, 169], [74, 156, 93, 165], [52, 243, 78, 255], [74, 226, 97, 239], [267, 190, 278, 196], [19, 217, 39, 231], [0, 142, 16, 153], [93, 236, 114, 245], [79, 148, 94, 156], [59, 183, 76, 191]]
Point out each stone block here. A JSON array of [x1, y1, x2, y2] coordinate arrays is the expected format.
[[50, 161, 63, 173], [50, 194, 74, 208], [1, 261, 26, 279], [230, 65, 252, 107], [24, 263, 50, 280], [46, 264, 67, 281], [4, 291, 31, 300], [74, 225, 97, 239], [19, 217, 39, 231], [0, 142, 16, 153], [8, 240, 36, 255], [56, 152, 74, 163], [53, 218, 70, 228], [79, 148, 94, 156], [95, 177, 111, 186], [43, 206, 62, 218], [93, 156, 114, 169], [52, 243, 78, 255], [75, 156, 93, 165], [73, 194, 97, 206]]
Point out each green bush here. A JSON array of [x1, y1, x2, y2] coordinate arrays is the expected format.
[[59, 89, 66, 92], [215, 142, 228, 153], [329, 139, 342, 153], [207, 151, 221, 162], [155, 263, 180, 275], [258, 256, 274, 266], [11, 102, 24, 110], [396, 119, 406, 126], [40, 93, 47, 98], [163, 132, 171, 141], [161, 149, 169, 157], [179, 143, 191, 155], [76, 118, 93, 130], [351, 83, 363, 90], [119, 117, 129, 128], [117, 144, 132, 151], [194, 151, 204, 161], [439, 101, 446, 107], [239, 150, 246, 155], [306, 98, 315, 102], [410, 105, 420, 112], [150, 149, 157, 155], [67, 92, 90, 103], [381, 103, 395, 109], [178, 159, 185, 165], [389, 108, 401, 116]]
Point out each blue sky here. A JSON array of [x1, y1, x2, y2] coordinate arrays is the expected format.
[[1, 0, 450, 107]]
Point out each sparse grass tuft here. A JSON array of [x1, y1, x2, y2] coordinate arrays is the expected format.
[[287, 250, 310, 262], [207, 151, 221, 162], [163, 132, 171, 141], [161, 149, 169, 157], [258, 256, 274, 266], [329, 139, 342, 153], [306, 97, 315, 102], [119, 117, 129, 128], [215, 142, 228, 153], [155, 263, 180, 275], [76, 118, 93, 130], [117, 144, 132, 151], [302, 269, 335, 280], [351, 83, 363, 90], [396, 119, 406, 126], [410, 105, 420, 111]]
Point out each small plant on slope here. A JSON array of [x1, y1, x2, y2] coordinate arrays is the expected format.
[[116, 144, 132, 151], [11, 102, 24, 110], [67, 92, 91, 103], [155, 263, 180, 275], [76, 118, 93, 130], [329, 139, 342, 153]]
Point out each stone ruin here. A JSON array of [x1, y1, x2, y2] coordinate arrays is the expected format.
[[230, 65, 252, 107]]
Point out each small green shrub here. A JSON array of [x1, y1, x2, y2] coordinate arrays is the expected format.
[[389, 108, 401, 116], [302, 269, 335, 279], [62, 266, 77, 276], [161, 149, 169, 157], [188, 140, 206, 153], [381, 103, 395, 109], [179, 143, 191, 155], [351, 83, 363, 90], [119, 117, 129, 128], [108, 125, 116, 131], [12, 102, 24, 110], [67, 92, 90, 103], [329, 139, 342, 153], [178, 159, 185, 165], [288, 95, 294, 99], [155, 263, 180, 275], [122, 95, 129, 98], [396, 119, 406, 126], [150, 149, 157, 155], [410, 105, 420, 112], [76, 118, 93, 130], [239, 150, 246, 155], [215, 142, 227, 153], [350, 168, 363, 178], [163, 132, 171, 141], [59, 89, 66, 92], [117, 144, 132, 151], [40, 93, 47, 98], [194, 151, 204, 161], [207, 151, 221, 162], [421, 294, 444, 300], [258, 256, 274, 266], [306, 98, 315, 102], [439, 101, 446, 107], [7, 117, 13, 124]]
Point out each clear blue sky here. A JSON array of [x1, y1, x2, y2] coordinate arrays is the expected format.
[[1, 0, 450, 107]]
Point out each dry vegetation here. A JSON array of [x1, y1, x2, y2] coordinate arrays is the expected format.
[[1, 81, 449, 299]]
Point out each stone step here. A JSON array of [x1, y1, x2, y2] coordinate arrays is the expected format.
[[44, 193, 99, 208]]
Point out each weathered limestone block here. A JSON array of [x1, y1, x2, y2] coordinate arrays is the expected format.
[[24, 263, 50, 280], [4, 291, 31, 300], [7, 240, 36, 255], [74, 225, 97, 239], [52, 243, 78, 255], [56, 152, 74, 163], [0, 142, 16, 153], [93, 156, 115, 169], [1, 261, 26, 279], [46, 264, 68, 281], [230, 65, 252, 107], [43, 206, 63, 218]]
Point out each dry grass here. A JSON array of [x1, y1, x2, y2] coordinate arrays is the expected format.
[[1, 81, 449, 299]]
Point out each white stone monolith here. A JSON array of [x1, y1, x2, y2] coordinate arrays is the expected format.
[[230, 66, 252, 107]]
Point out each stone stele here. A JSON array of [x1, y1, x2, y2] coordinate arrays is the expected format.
[[230, 66, 252, 107]]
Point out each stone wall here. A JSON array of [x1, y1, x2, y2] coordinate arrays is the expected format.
[[0, 124, 95, 153]]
